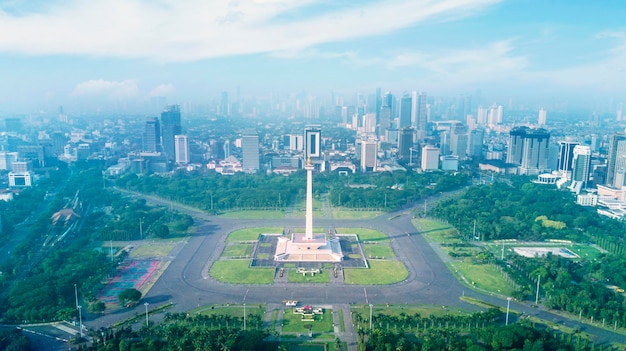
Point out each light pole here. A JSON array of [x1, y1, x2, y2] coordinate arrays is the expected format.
[[369, 304, 373, 330], [505, 297, 512, 325], [77, 305, 83, 338], [74, 284, 79, 309], [243, 303, 246, 331], [144, 302, 149, 327]]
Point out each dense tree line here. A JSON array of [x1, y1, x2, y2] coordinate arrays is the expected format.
[[0, 167, 193, 323], [0, 328, 31, 351], [430, 181, 626, 252], [430, 180, 626, 328], [363, 323, 599, 351], [116, 169, 470, 211]]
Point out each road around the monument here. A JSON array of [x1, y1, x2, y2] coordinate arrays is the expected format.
[[89, 189, 626, 347]]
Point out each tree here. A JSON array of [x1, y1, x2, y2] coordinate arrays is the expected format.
[[118, 288, 142, 307], [151, 224, 170, 238]]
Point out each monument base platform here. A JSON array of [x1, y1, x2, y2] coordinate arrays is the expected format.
[[274, 233, 343, 262]]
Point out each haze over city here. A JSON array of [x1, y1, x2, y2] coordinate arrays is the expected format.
[[1, 0, 626, 113]]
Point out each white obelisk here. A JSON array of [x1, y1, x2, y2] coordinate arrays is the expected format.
[[305, 157, 314, 240]]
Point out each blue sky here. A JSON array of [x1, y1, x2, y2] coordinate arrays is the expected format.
[[0, 0, 625, 113]]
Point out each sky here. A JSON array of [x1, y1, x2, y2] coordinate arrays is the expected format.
[[1, 0, 626, 113]]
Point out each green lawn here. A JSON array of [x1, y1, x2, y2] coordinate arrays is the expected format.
[[351, 304, 471, 320], [344, 261, 408, 285], [413, 219, 455, 242], [281, 309, 334, 333], [450, 261, 516, 296], [363, 244, 395, 258], [227, 227, 282, 242], [332, 210, 383, 219], [288, 270, 330, 283], [336, 228, 389, 242], [129, 242, 177, 258], [192, 304, 265, 318], [222, 243, 254, 257], [209, 260, 275, 284], [219, 210, 286, 219]]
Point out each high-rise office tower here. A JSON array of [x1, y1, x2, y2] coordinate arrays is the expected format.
[[304, 125, 322, 163], [399, 94, 412, 128], [468, 128, 484, 159], [421, 146, 440, 171], [220, 91, 229, 116], [606, 132, 626, 187], [360, 140, 377, 172], [477, 106, 487, 125], [506, 126, 527, 165], [538, 108, 547, 127], [142, 117, 161, 153], [572, 145, 591, 187], [507, 127, 550, 174], [241, 130, 260, 172], [557, 140, 579, 174], [398, 127, 414, 162], [378, 105, 391, 139], [161, 105, 182, 161], [363, 113, 376, 134], [415, 92, 428, 138], [519, 129, 551, 175], [450, 124, 468, 159], [174, 135, 189, 164], [375, 88, 382, 126]]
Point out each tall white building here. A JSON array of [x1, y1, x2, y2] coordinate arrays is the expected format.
[[572, 145, 591, 187], [360, 140, 377, 172], [241, 131, 260, 172], [538, 108, 547, 127], [421, 146, 440, 171], [174, 135, 189, 164]]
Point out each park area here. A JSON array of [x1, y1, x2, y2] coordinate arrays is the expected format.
[[414, 218, 518, 296], [208, 227, 408, 285], [97, 239, 182, 307]]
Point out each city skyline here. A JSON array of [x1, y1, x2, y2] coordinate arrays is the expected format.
[[1, 0, 626, 113]]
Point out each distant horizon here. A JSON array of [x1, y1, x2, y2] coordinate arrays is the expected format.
[[1, 1, 626, 113]]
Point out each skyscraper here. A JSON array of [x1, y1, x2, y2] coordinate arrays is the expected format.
[[241, 130, 260, 172], [415, 92, 428, 138], [161, 105, 182, 161], [538, 108, 547, 127], [421, 146, 440, 171], [606, 132, 626, 187], [469, 128, 484, 159], [519, 129, 551, 175], [557, 140, 579, 174], [507, 127, 551, 175], [360, 140, 377, 172], [142, 118, 160, 153], [399, 94, 412, 128], [398, 127, 414, 162], [304, 125, 322, 164], [450, 124, 468, 159], [572, 145, 591, 187], [174, 135, 189, 164]]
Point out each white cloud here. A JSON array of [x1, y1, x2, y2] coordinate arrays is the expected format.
[[149, 83, 175, 97], [71, 79, 139, 99], [0, 0, 500, 62]]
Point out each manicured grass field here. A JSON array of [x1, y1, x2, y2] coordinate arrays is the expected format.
[[219, 210, 286, 219], [336, 228, 389, 242], [227, 227, 282, 242], [209, 260, 275, 284], [130, 241, 178, 258], [450, 261, 516, 296], [351, 304, 471, 321], [222, 243, 254, 257], [332, 210, 383, 219], [288, 270, 329, 283], [193, 304, 265, 319], [281, 309, 334, 333], [363, 244, 395, 258], [344, 261, 408, 285]]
